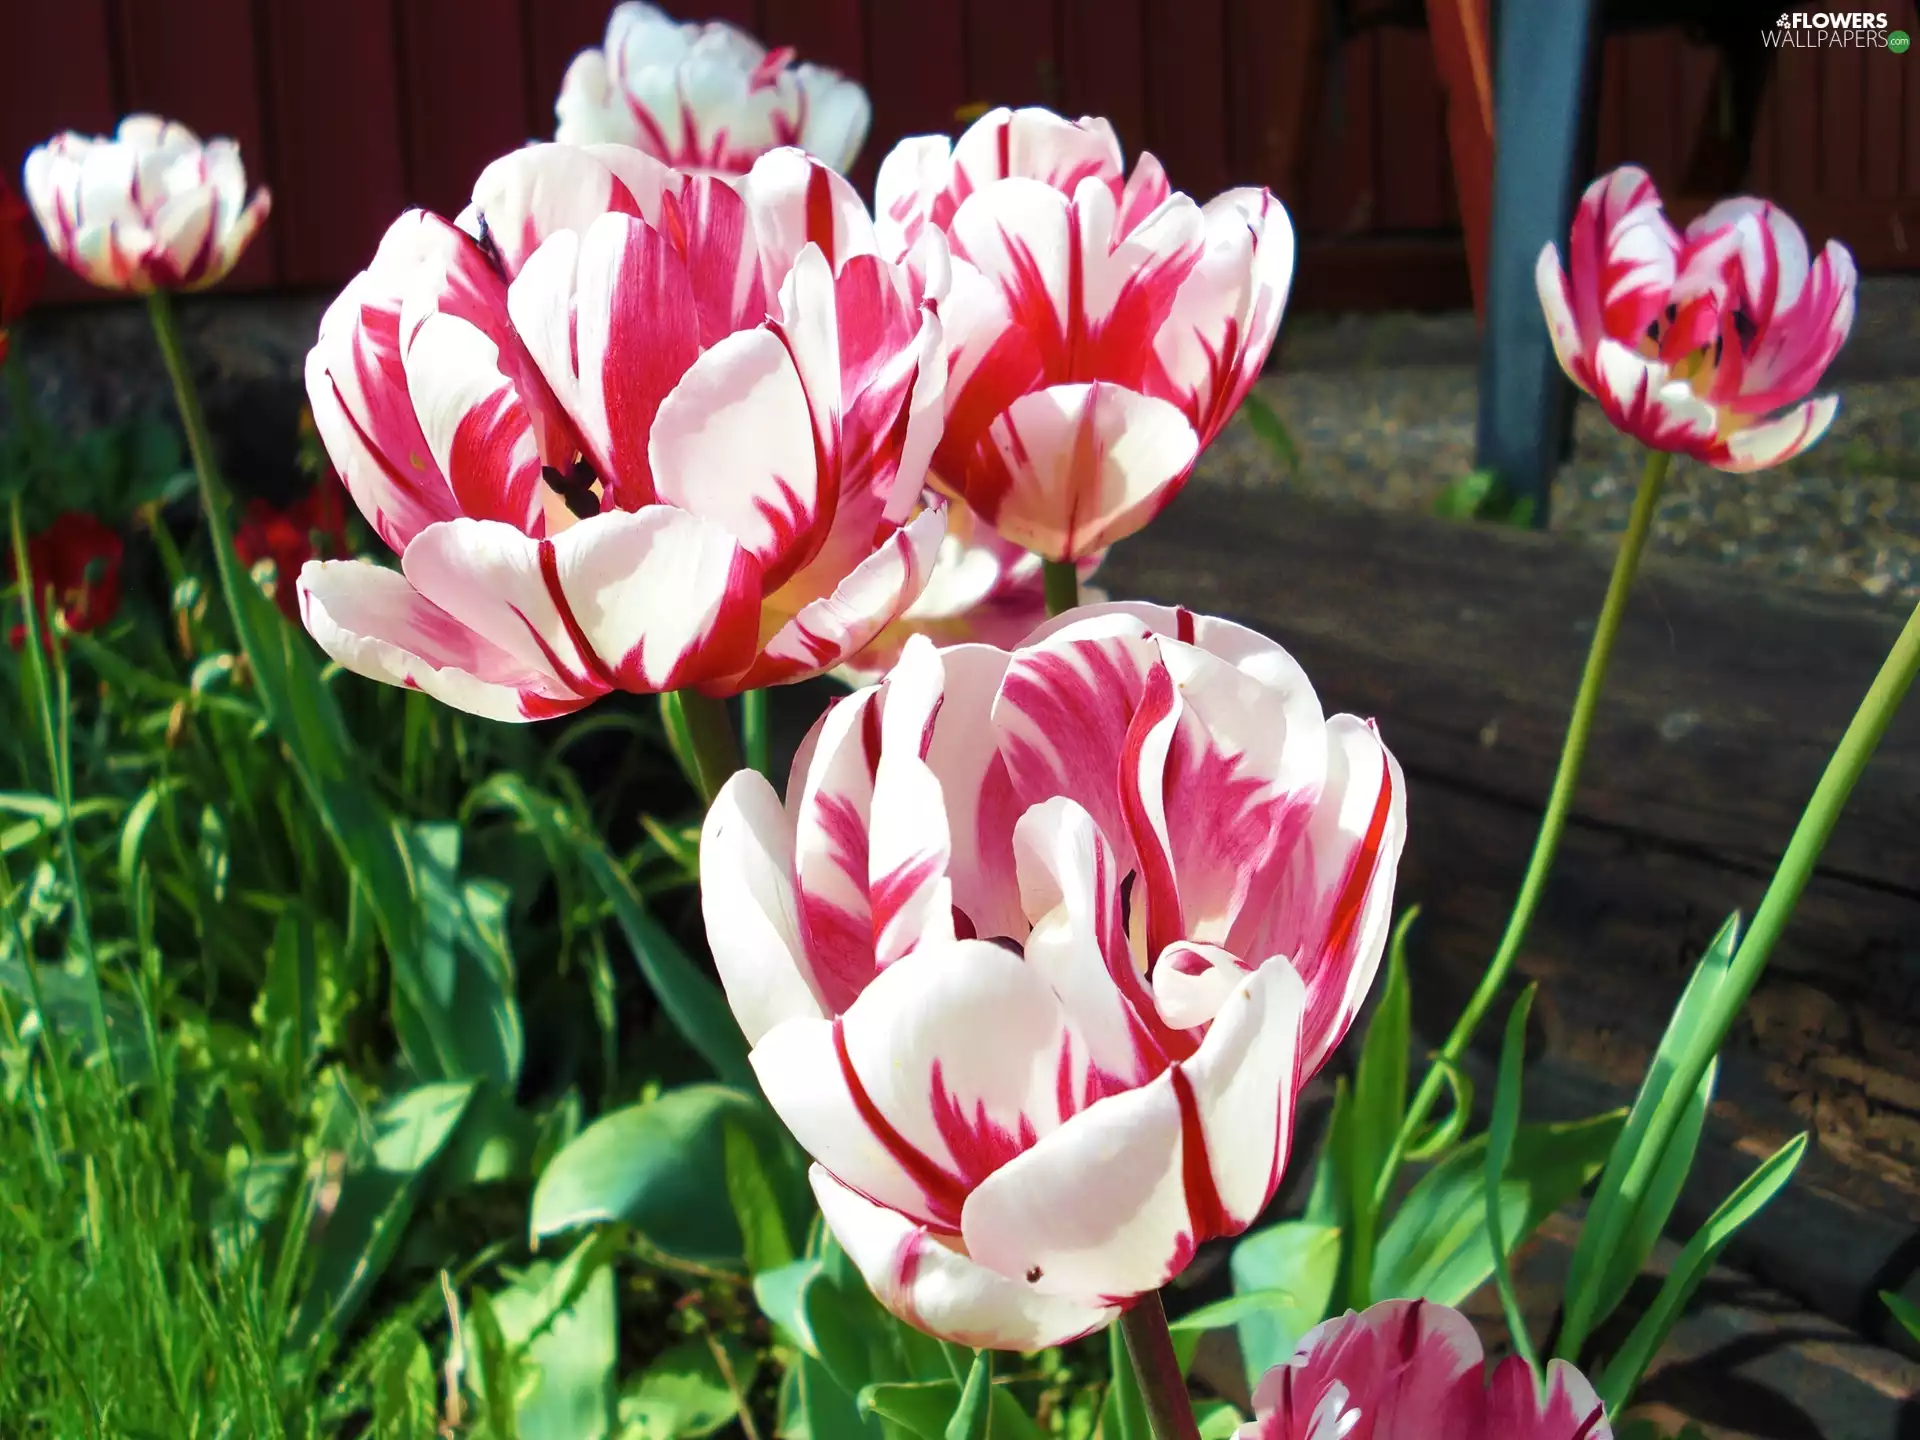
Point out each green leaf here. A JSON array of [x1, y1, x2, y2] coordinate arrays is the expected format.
[[1167, 1289, 1300, 1333], [1881, 1290, 1920, 1344], [753, 1257, 823, 1356], [1404, 1054, 1474, 1163], [621, 1337, 757, 1439], [946, 1352, 991, 1440], [1304, 1079, 1352, 1230], [1352, 909, 1414, 1186], [1483, 986, 1540, 1375], [1372, 1112, 1623, 1306], [1562, 915, 1739, 1347], [259, 911, 318, 1091], [530, 1084, 777, 1264], [466, 774, 750, 1087], [1195, 1401, 1245, 1440], [1596, 1133, 1806, 1413], [725, 1117, 797, 1274], [1227, 1221, 1341, 1388], [1100, 1321, 1149, 1440], [1238, 392, 1300, 474], [492, 1242, 619, 1440], [858, 1380, 958, 1439], [799, 1351, 878, 1440], [370, 1328, 439, 1440]]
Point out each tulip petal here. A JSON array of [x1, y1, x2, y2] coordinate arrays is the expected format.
[[1589, 340, 1720, 458], [701, 769, 826, 1045], [1716, 393, 1839, 472], [810, 1165, 1118, 1351], [867, 637, 958, 967], [297, 558, 583, 721], [1536, 244, 1596, 395], [1485, 1358, 1611, 1440], [961, 956, 1305, 1301], [399, 510, 761, 698], [466, 142, 641, 278], [400, 313, 545, 532], [739, 147, 880, 288], [751, 938, 1075, 1232], [1250, 1300, 1488, 1440]]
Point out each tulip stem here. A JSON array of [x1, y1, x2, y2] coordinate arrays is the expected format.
[[670, 690, 743, 808], [1557, 590, 1920, 1363], [1384, 448, 1671, 1198], [1043, 557, 1079, 617], [145, 293, 268, 678], [1118, 1293, 1201, 1440]]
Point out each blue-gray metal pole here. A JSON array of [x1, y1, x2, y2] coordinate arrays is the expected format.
[[1475, 0, 1600, 527]]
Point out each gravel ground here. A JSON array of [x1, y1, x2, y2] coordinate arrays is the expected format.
[[1197, 277, 1920, 602]]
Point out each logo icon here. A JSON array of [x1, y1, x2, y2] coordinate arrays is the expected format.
[[1892, 27, 1912, 50]]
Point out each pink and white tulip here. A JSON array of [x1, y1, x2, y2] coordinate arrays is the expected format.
[[874, 107, 1293, 561], [299, 142, 948, 720], [1239, 1300, 1611, 1440], [701, 603, 1404, 1348], [833, 499, 1105, 684], [1538, 166, 1855, 471], [556, 2, 870, 176], [23, 116, 269, 293]]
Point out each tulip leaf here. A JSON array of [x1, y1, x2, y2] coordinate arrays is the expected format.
[[858, 1380, 958, 1438], [800, 1352, 880, 1440], [752, 1257, 823, 1357], [1561, 914, 1739, 1350], [1101, 1321, 1150, 1440], [530, 1084, 789, 1264], [724, 1117, 798, 1275], [1882, 1290, 1920, 1345], [1228, 1221, 1342, 1391], [946, 1352, 991, 1440], [489, 1239, 620, 1438], [1372, 1111, 1624, 1307], [1196, 1401, 1246, 1440], [1596, 1132, 1806, 1413], [1167, 1288, 1300, 1333], [620, 1336, 757, 1439], [1483, 986, 1540, 1375]]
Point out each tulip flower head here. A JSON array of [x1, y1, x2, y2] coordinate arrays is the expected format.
[[23, 116, 270, 294], [8, 512, 124, 650], [1538, 166, 1855, 471], [834, 498, 1105, 685], [0, 172, 46, 367], [556, 2, 870, 177], [701, 604, 1404, 1348], [1239, 1300, 1611, 1440], [235, 484, 349, 619], [299, 143, 948, 721], [874, 107, 1293, 561]]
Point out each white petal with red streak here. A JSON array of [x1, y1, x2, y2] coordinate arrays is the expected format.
[[789, 682, 884, 1011], [921, 642, 1027, 943], [701, 769, 826, 1044], [866, 636, 958, 967], [400, 313, 545, 531], [650, 325, 822, 574], [751, 938, 1075, 1230], [961, 955, 1305, 1301], [873, 133, 956, 257], [1716, 393, 1839, 472], [297, 559, 581, 721], [739, 147, 880, 288], [810, 1166, 1118, 1351], [1485, 1357, 1612, 1440], [399, 510, 759, 697], [796, 66, 872, 174], [1251, 1299, 1487, 1439], [738, 503, 945, 687], [1590, 340, 1719, 456], [1537, 244, 1595, 395], [554, 51, 642, 148], [466, 143, 639, 277], [979, 382, 1198, 560]]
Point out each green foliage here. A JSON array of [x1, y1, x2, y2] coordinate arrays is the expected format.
[[1433, 469, 1536, 527]]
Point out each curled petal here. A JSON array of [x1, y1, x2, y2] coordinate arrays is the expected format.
[[811, 1165, 1117, 1351]]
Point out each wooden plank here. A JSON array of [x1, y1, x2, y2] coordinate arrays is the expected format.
[[1821, 43, 1868, 200], [1289, 236, 1471, 311], [524, 0, 617, 139], [1059, 0, 1147, 157], [260, 0, 407, 288], [1619, 31, 1680, 193], [0, 0, 118, 306], [965, 0, 1063, 112], [399, 0, 530, 218], [1225, 0, 1324, 204], [111, 0, 274, 290], [1373, 28, 1449, 231], [864, 0, 968, 159], [1143, 0, 1230, 198], [1101, 480, 1920, 1327], [1865, 44, 1905, 201], [1590, 34, 1631, 178], [1304, 33, 1380, 236], [1771, 30, 1822, 204]]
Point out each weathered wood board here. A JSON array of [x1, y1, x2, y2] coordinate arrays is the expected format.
[[1103, 482, 1920, 1339]]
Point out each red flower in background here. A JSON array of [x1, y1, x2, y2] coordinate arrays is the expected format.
[[0, 171, 48, 366], [234, 483, 348, 618], [8, 512, 124, 649]]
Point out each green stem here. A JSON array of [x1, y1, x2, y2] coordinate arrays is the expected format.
[[1383, 449, 1671, 1204], [1557, 589, 1920, 1362], [1043, 557, 1079, 617], [1118, 1293, 1201, 1440], [8, 499, 117, 1093], [146, 293, 268, 680], [741, 687, 770, 778], [673, 690, 743, 808]]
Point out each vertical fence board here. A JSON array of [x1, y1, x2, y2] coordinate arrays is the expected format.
[[1865, 48, 1904, 200], [1771, 38, 1822, 202], [1374, 28, 1449, 231], [1821, 44, 1867, 199], [1304, 33, 1379, 236], [965, 0, 1063, 112], [1619, 32, 1680, 192], [524, 0, 617, 138], [1143, 0, 1230, 198], [1224, 0, 1318, 202], [864, 0, 967, 162], [1060, 0, 1147, 157], [399, 0, 530, 219], [111, 0, 274, 289], [1, 1, 118, 305], [261, 0, 407, 286]]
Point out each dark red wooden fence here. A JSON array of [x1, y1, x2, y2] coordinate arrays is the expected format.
[[6, 0, 1920, 310]]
